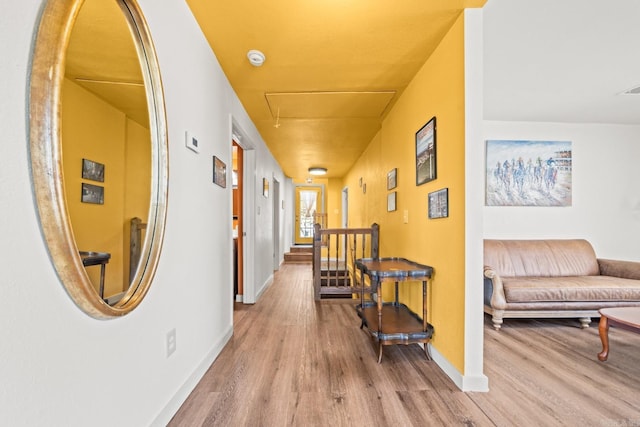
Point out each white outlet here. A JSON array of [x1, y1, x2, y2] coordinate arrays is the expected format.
[[166, 328, 176, 358]]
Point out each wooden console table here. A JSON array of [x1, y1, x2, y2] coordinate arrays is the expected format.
[[79, 251, 111, 299], [355, 257, 434, 363]]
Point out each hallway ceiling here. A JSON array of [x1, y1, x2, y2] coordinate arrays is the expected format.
[[186, 0, 486, 180], [70, 1, 640, 183]]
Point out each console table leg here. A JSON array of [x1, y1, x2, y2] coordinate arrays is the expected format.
[[598, 315, 610, 362], [423, 343, 432, 361]]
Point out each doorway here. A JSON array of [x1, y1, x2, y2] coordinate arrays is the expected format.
[[294, 185, 322, 245], [232, 141, 243, 303]]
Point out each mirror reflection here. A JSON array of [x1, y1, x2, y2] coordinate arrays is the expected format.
[[63, 0, 151, 303], [29, 0, 168, 318]]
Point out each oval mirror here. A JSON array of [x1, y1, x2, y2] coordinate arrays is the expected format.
[[29, 0, 168, 319]]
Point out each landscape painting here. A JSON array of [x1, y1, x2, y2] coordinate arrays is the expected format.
[[416, 117, 436, 185], [485, 140, 572, 207]]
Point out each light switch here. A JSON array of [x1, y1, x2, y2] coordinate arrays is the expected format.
[[403, 209, 409, 224], [185, 131, 199, 153]]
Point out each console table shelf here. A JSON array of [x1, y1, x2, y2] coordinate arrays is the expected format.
[[355, 257, 434, 363]]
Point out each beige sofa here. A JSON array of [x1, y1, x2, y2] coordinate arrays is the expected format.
[[483, 239, 640, 330]]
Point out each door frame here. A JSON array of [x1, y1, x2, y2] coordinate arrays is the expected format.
[[293, 183, 325, 245], [341, 186, 348, 228], [272, 175, 280, 271], [231, 117, 256, 304]]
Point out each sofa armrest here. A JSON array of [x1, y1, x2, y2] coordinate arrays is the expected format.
[[484, 266, 507, 310], [598, 258, 640, 280]]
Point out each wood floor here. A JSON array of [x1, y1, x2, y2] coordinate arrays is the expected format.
[[168, 263, 640, 426]]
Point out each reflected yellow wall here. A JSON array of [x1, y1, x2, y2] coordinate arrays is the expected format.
[[62, 78, 150, 298], [343, 14, 467, 372]]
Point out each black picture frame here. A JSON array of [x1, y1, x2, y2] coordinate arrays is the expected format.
[[213, 156, 227, 188], [81, 183, 104, 204], [415, 116, 436, 185], [428, 187, 448, 219], [387, 168, 397, 190], [387, 191, 397, 212], [82, 158, 105, 182]]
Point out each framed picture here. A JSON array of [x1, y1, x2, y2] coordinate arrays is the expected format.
[[387, 168, 397, 190], [428, 188, 448, 219], [81, 183, 104, 204], [485, 139, 572, 207], [263, 177, 269, 197], [82, 158, 105, 182], [213, 156, 227, 188], [416, 116, 436, 185], [387, 191, 397, 212]]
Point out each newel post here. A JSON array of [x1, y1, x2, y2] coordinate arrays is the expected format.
[[313, 223, 322, 300], [371, 223, 379, 259]]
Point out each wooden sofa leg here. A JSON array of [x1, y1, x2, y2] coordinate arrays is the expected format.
[[492, 310, 504, 330], [579, 317, 591, 328]]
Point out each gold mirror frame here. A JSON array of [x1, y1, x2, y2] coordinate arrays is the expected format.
[[29, 0, 168, 319]]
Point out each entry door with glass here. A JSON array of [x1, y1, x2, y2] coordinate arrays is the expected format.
[[294, 186, 321, 245]]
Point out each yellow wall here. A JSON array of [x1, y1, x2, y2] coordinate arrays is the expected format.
[[343, 13, 467, 371], [62, 79, 150, 298]]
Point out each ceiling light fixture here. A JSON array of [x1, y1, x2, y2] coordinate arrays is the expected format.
[[247, 49, 265, 67], [308, 167, 327, 176]]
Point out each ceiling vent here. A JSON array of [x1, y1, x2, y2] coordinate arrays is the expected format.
[[620, 85, 640, 95]]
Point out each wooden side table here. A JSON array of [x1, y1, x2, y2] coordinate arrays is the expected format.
[[79, 251, 111, 299], [598, 307, 640, 361], [355, 257, 434, 363]]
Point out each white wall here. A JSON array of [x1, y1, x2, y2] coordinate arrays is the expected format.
[[483, 120, 640, 261], [0, 1, 286, 425]]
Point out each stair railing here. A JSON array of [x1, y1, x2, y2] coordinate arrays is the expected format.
[[312, 223, 379, 300]]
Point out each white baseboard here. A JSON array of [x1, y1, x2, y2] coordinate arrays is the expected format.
[[235, 294, 243, 303], [255, 273, 274, 301], [428, 343, 489, 392], [104, 292, 124, 305], [151, 326, 233, 426]]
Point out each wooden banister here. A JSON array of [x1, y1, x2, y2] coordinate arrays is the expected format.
[[312, 223, 379, 301]]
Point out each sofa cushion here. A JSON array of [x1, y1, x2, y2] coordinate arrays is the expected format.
[[484, 239, 600, 278], [503, 276, 640, 303]]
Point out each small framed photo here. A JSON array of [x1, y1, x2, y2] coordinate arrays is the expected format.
[[416, 116, 437, 185], [213, 156, 227, 188], [428, 188, 448, 219], [82, 158, 105, 182], [81, 183, 104, 204], [387, 191, 397, 212], [387, 168, 397, 190], [263, 177, 269, 198]]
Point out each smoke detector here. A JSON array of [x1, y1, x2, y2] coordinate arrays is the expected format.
[[247, 50, 265, 67], [620, 84, 640, 95]]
